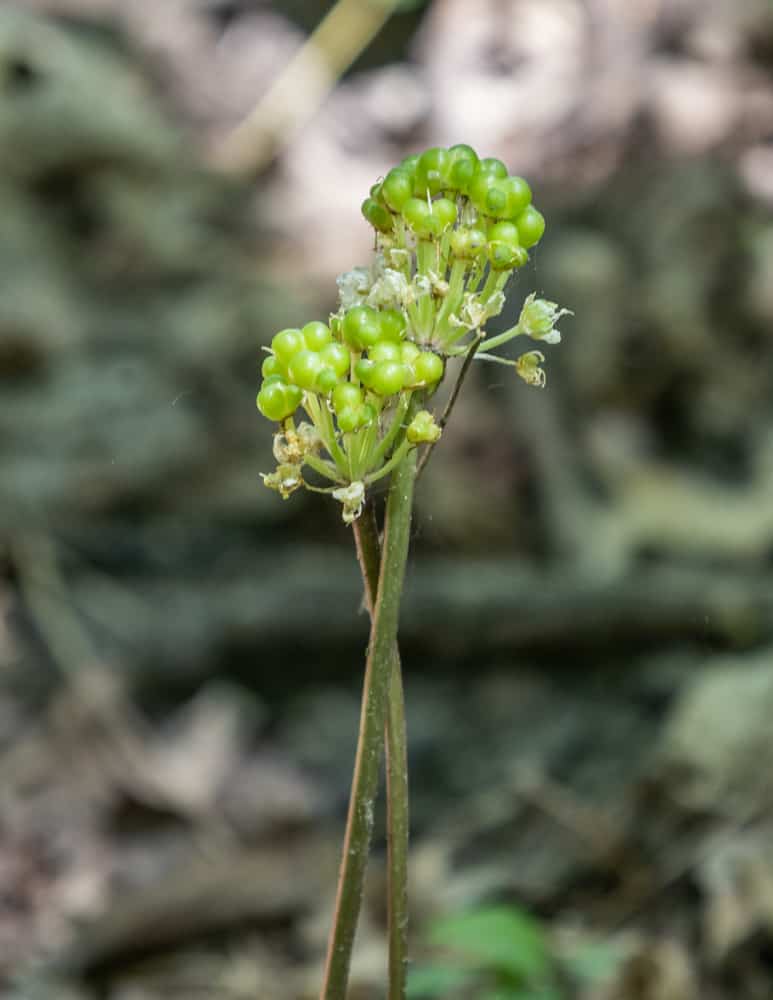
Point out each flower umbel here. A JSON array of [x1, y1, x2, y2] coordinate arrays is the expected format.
[[256, 144, 569, 521]]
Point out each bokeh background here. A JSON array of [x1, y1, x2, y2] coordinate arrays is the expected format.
[[2, 0, 773, 997]]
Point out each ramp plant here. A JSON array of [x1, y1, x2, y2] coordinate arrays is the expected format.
[[255, 144, 568, 1000]]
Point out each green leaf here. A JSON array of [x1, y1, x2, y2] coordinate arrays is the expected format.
[[429, 905, 550, 982], [406, 964, 473, 998]]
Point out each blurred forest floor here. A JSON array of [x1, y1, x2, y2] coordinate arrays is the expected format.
[[2, 1, 773, 998]]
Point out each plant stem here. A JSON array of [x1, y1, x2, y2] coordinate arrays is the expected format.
[[353, 501, 409, 1000], [320, 449, 417, 1000]]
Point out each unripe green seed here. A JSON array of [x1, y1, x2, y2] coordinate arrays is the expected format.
[[271, 328, 304, 364], [468, 171, 497, 213], [262, 354, 284, 378], [378, 309, 407, 341], [319, 341, 351, 377], [516, 205, 545, 248], [477, 157, 508, 179], [370, 360, 405, 396], [450, 226, 487, 259], [382, 168, 414, 212], [354, 357, 376, 387], [400, 154, 419, 174], [487, 221, 520, 245], [400, 342, 421, 365], [343, 306, 382, 349], [288, 349, 323, 390], [332, 382, 363, 413], [359, 403, 377, 427], [504, 175, 531, 218], [481, 179, 509, 217], [414, 351, 444, 384], [369, 340, 402, 363], [402, 197, 437, 239], [361, 197, 393, 233], [415, 146, 450, 196], [302, 320, 332, 351], [432, 197, 458, 231], [257, 381, 297, 422], [407, 409, 441, 444], [316, 367, 338, 394], [487, 241, 522, 271], [337, 406, 361, 433]]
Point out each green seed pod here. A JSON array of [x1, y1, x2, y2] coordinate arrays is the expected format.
[[359, 403, 378, 427], [261, 354, 284, 379], [337, 406, 361, 433], [431, 197, 458, 231], [316, 367, 338, 394], [271, 328, 304, 364], [481, 179, 509, 218], [487, 221, 520, 245], [447, 143, 479, 192], [402, 197, 438, 239], [415, 146, 451, 196], [382, 168, 414, 212], [487, 240, 522, 271], [449, 226, 487, 259], [302, 320, 332, 351], [516, 205, 545, 248], [406, 410, 441, 444], [477, 156, 508, 179], [369, 340, 402, 363], [288, 349, 323, 390], [319, 341, 351, 377], [400, 341, 420, 365], [354, 357, 376, 387], [503, 175, 531, 218], [414, 351, 444, 385], [332, 381, 363, 413], [370, 360, 406, 396], [468, 171, 497, 213], [378, 309, 407, 341], [343, 306, 382, 349], [361, 196, 393, 233], [257, 381, 298, 422]]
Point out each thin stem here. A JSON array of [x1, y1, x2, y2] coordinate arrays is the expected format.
[[365, 437, 411, 485], [477, 322, 523, 353], [353, 502, 409, 1000], [415, 333, 481, 480], [320, 449, 418, 1000]]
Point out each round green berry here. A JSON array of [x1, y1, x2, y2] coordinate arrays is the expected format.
[[332, 382, 363, 413], [402, 197, 437, 239], [361, 197, 393, 233], [359, 403, 377, 427], [378, 309, 407, 341], [257, 381, 296, 422], [504, 176, 531, 217], [468, 171, 497, 212], [337, 406, 361, 433], [476, 178, 510, 217], [271, 328, 304, 365], [302, 321, 332, 351], [415, 146, 450, 196], [477, 157, 508, 178], [487, 221, 520, 245], [488, 241, 522, 271], [262, 354, 284, 379], [450, 226, 487, 259], [316, 367, 338, 394], [400, 342, 420, 365], [354, 357, 376, 387], [400, 154, 419, 174], [319, 341, 351, 377], [288, 349, 323, 390], [448, 143, 479, 192], [369, 340, 402, 363], [414, 351, 444, 384], [382, 168, 414, 212], [343, 306, 382, 349], [432, 197, 458, 231], [516, 206, 545, 248], [370, 360, 405, 396]]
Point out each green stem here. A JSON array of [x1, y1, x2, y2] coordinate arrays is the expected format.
[[477, 322, 523, 353], [353, 501, 409, 1000], [365, 437, 411, 485], [320, 449, 418, 1000]]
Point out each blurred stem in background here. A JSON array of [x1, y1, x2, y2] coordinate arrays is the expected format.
[[218, 0, 404, 175]]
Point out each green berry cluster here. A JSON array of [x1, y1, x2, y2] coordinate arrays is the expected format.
[[257, 144, 567, 522]]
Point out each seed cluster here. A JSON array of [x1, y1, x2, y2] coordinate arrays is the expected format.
[[256, 144, 566, 522]]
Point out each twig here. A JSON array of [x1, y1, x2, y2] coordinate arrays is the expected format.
[[416, 333, 482, 479]]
